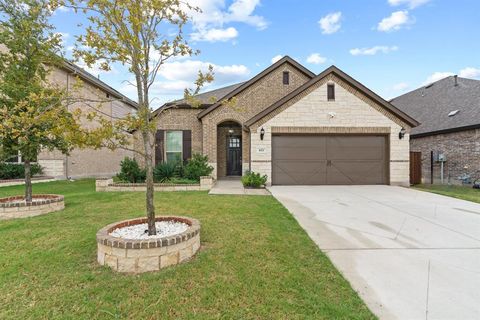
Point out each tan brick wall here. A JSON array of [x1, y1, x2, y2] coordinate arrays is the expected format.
[[201, 62, 312, 178], [250, 76, 411, 186], [411, 129, 480, 184], [37, 67, 136, 179]]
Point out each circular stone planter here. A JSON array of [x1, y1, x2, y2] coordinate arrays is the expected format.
[[0, 194, 64, 220], [96, 216, 201, 273]]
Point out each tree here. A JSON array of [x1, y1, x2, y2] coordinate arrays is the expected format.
[[0, 0, 83, 203], [67, 0, 213, 235]]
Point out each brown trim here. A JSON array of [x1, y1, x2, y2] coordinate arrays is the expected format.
[[197, 56, 315, 119], [411, 124, 480, 138], [244, 65, 420, 128]]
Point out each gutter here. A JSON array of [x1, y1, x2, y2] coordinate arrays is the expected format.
[[411, 124, 480, 138]]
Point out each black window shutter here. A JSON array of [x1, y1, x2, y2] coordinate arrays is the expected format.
[[155, 130, 164, 165], [182, 130, 192, 162]]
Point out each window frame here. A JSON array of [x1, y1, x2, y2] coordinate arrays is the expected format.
[[327, 83, 335, 101], [165, 130, 183, 163]]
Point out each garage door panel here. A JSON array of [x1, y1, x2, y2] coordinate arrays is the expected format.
[[273, 136, 327, 160], [328, 160, 385, 185], [273, 160, 327, 185], [327, 136, 385, 160], [272, 135, 388, 185]]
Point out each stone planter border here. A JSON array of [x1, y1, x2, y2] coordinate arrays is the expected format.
[[96, 176, 214, 192], [0, 176, 55, 188], [0, 194, 64, 220], [97, 216, 201, 273]]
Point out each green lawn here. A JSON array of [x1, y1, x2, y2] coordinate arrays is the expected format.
[[0, 180, 374, 319], [414, 184, 480, 204]]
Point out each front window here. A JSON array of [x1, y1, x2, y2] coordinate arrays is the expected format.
[[166, 131, 182, 163]]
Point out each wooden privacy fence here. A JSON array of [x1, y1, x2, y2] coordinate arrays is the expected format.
[[410, 152, 422, 185]]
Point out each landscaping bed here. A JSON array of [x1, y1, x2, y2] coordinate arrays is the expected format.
[[0, 179, 374, 319], [0, 194, 64, 220], [97, 216, 200, 273]]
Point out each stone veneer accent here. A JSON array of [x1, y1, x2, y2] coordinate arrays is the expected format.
[[96, 216, 201, 273], [0, 194, 64, 220], [95, 176, 214, 192], [249, 75, 411, 186]]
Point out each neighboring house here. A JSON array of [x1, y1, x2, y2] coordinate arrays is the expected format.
[[391, 76, 480, 184], [6, 60, 138, 179], [150, 56, 418, 186]]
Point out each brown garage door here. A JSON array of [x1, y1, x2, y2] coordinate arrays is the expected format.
[[272, 135, 388, 185]]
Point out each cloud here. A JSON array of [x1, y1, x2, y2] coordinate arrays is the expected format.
[[271, 55, 283, 64], [393, 82, 409, 91], [423, 67, 480, 85], [350, 45, 399, 56], [159, 59, 249, 84], [319, 12, 342, 34], [191, 27, 239, 42], [306, 53, 327, 64], [377, 10, 412, 32], [459, 67, 480, 79], [388, 0, 430, 9], [423, 72, 454, 85], [188, 0, 267, 42]]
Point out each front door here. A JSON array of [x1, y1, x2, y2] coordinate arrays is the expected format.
[[227, 136, 242, 176]]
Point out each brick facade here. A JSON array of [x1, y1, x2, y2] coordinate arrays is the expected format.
[[249, 75, 411, 186], [200, 61, 312, 178], [410, 129, 480, 184], [152, 107, 203, 165], [37, 67, 137, 179]]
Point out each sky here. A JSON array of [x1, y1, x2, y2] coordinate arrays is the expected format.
[[51, 0, 480, 107]]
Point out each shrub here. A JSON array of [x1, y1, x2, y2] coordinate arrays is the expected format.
[[0, 162, 43, 180], [116, 157, 146, 183], [154, 161, 177, 182], [241, 171, 267, 188], [184, 154, 213, 181]]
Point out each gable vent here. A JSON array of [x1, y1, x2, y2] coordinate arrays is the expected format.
[[448, 110, 460, 117]]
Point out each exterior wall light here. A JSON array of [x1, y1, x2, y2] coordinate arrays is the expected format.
[[399, 128, 406, 140], [260, 127, 265, 140]]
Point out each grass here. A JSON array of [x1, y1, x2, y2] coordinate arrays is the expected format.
[[0, 180, 374, 319], [414, 184, 480, 204]]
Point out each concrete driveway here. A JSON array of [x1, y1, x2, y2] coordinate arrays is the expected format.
[[269, 185, 480, 320]]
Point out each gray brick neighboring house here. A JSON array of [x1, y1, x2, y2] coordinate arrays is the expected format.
[[147, 56, 418, 186], [391, 76, 480, 184]]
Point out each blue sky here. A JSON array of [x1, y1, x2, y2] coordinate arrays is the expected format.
[[51, 0, 480, 106]]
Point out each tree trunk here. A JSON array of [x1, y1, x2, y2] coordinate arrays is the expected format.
[[143, 126, 156, 235], [24, 159, 33, 203]]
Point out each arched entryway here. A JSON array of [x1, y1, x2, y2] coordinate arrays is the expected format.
[[217, 121, 242, 178]]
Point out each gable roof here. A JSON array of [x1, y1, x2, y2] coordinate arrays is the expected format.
[[244, 65, 419, 128], [150, 82, 245, 118], [62, 60, 138, 109], [196, 56, 316, 119], [390, 76, 480, 137]]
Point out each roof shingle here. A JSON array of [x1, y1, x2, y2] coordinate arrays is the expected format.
[[391, 76, 480, 136]]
